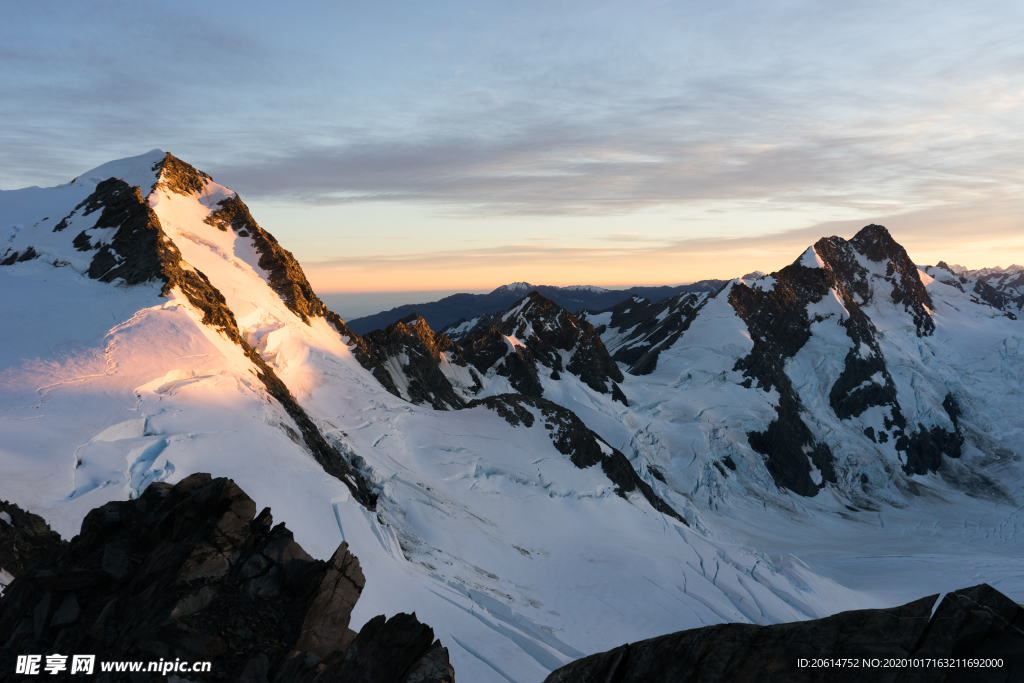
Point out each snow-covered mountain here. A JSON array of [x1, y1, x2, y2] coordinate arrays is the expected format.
[[583, 225, 1022, 502], [2, 152, 1023, 682]]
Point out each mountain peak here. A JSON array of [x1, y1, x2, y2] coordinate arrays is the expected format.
[[562, 284, 610, 293], [68, 149, 168, 194], [153, 152, 212, 196], [849, 223, 902, 263], [491, 281, 535, 294]]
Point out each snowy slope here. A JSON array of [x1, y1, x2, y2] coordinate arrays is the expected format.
[[0, 151, 887, 682]]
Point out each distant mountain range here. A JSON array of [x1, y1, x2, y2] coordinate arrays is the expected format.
[[344, 280, 728, 334]]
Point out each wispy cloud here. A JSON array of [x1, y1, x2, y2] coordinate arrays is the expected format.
[[3, 0, 1023, 285]]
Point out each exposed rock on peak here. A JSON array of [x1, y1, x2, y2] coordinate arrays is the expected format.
[[462, 292, 625, 400], [543, 583, 1024, 683], [845, 224, 934, 336], [0, 246, 39, 265], [204, 196, 327, 326], [923, 260, 1024, 316], [362, 314, 480, 410], [195, 188, 414, 395], [0, 475, 453, 682], [153, 152, 213, 197], [63, 179, 379, 508], [586, 291, 709, 376], [729, 262, 838, 497]]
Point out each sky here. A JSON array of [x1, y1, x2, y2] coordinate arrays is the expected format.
[[2, 0, 1023, 295]]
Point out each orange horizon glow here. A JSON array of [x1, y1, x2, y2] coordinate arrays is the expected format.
[[302, 230, 1024, 294]]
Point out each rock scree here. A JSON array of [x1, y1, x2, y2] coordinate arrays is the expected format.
[[0, 474, 454, 682]]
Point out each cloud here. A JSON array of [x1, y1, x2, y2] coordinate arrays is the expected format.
[[3, 0, 1023, 273], [211, 102, 1024, 223]]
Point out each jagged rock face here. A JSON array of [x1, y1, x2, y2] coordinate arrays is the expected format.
[[583, 292, 709, 375], [0, 475, 453, 683], [465, 395, 685, 524], [288, 612, 454, 683], [163, 160, 413, 410], [462, 292, 625, 400], [729, 260, 839, 497], [0, 245, 38, 265], [36, 178, 180, 286], [154, 152, 213, 197], [543, 583, 1024, 683], [0, 502, 67, 588], [727, 225, 959, 494], [204, 196, 327, 326], [362, 314, 480, 410], [846, 224, 935, 336]]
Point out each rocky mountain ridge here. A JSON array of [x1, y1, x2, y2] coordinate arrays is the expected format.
[[544, 583, 1024, 682], [0, 475, 453, 682]]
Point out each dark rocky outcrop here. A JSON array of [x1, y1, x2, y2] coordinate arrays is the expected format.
[[544, 583, 1024, 683], [849, 224, 935, 336], [729, 262, 838, 497], [464, 325, 544, 397], [923, 262, 1024, 315], [585, 292, 710, 375], [80, 180, 184, 286], [0, 475, 453, 683], [0, 502, 67, 582], [361, 314, 479, 410], [815, 230, 963, 476], [973, 280, 1020, 315], [465, 395, 685, 524], [0, 160, 389, 501], [0, 247, 39, 266], [203, 196, 327, 326], [461, 292, 623, 397], [896, 393, 965, 476], [153, 152, 213, 197]]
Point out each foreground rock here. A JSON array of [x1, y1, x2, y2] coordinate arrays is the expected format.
[[544, 584, 1023, 682], [0, 502, 68, 595], [0, 475, 453, 682]]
